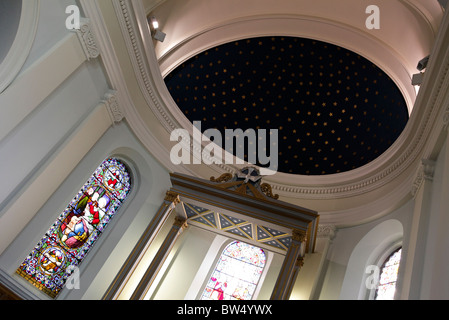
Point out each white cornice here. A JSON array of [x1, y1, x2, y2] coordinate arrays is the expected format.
[[112, 0, 449, 199], [83, 0, 449, 225], [79, 0, 196, 177]]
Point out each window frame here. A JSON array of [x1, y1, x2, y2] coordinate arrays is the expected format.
[[193, 237, 273, 300], [15, 157, 133, 298], [367, 241, 402, 300]]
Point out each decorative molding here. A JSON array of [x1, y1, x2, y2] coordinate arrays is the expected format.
[[411, 159, 436, 197], [164, 190, 180, 205], [317, 224, 337, 240], [173, 216, 188, 230], [112, 0, 179, 134], [0, 0, 40, 93], [209, 167, 281, 200], [112, 0, 449, 201], [182, 202, 293, 252], [74, 18, 100, 60], [260, 183, 279, 200], [292, 229, 307, 242], [79, 0, 197, 179], [104, 0, 449, 231], [295, 256, 305, 269], [102, 90, 124, 124], [442, 95, 449, 131], [210, 173, 233, 183]]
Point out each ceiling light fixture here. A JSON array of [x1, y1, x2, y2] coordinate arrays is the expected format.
[[149, 16, 159, 29], [412, 72, 424, 86], [416, 55, 430, 71], [148, 16, 166, 42]]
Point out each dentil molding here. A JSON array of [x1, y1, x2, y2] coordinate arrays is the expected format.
[[111, 0, 449, 201]]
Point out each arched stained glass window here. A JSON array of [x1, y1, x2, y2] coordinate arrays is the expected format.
[[375, 247, 402, 300], [200, 241, 266, 300], [16, 158, 132, 298]]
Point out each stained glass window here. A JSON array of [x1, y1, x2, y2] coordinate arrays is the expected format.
[[375, 247, 402, 300], [16, 158, 132, 298], [200, 241, 266, 300]]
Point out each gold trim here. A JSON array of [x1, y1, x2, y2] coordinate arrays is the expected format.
[[292, 229, 307, 242], [103, 201, 173, 299], [164, 190, 180, 205], [176, 188, 310, 230], [246, 182, 267, 200], [170, 172, 318, 217], [16, 268, 58, 298], [295, 256, 305, 269], [172, 181, 316, 223], [173, 216, 188, 229], [210, 173, 233, 183], [260, 183, 279, 200]]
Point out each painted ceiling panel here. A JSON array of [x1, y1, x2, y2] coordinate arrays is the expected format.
[[165, 36, 409, 175], [182, 202, 292, 251]]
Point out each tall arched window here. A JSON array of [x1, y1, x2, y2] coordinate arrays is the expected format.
[[200, 240, 266, 300], [16, 158, 132, 298], [375, 247, 402, 300]]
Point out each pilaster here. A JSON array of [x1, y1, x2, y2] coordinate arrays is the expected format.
[[270, 229, 307, 300], [130, 216, 188, 300], [400, 159, 435, 299], [103, 190, 181, 299]]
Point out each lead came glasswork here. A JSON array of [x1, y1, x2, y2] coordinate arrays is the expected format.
[[201, 241, 266, 300], [16, 158, 132, 298], [375, 247, 402, 300]]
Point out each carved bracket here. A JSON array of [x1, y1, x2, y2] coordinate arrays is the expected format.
[[103, 90, 125, 124], [411, 159, 435, 197], [74, 18, 100, 60]]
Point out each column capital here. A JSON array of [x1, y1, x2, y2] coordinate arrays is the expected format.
[[164, 191, 180, 205], [173, 216, 188, 230], [291, 229, 307, 242], [295, 256, 305, 269]]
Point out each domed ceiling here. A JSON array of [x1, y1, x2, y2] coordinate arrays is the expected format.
[[164, 36, 409, 175]]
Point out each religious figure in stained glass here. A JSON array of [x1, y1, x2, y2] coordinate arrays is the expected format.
[[200, 241, 266, 300], [375, 247, 402, 300], [16, 158, 132, 298]]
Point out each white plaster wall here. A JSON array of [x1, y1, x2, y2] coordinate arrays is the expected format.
[[150, 227, 284, 300], [317, 199, 413, 300], [150, 226, 217, 300], [0, 0, 174, 299], [0, 59, 108, 212], [21, 0, 79, 72], [0, 120, 172, 299], [419, 135, 449, 299], [0, 0, 22, 63]]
